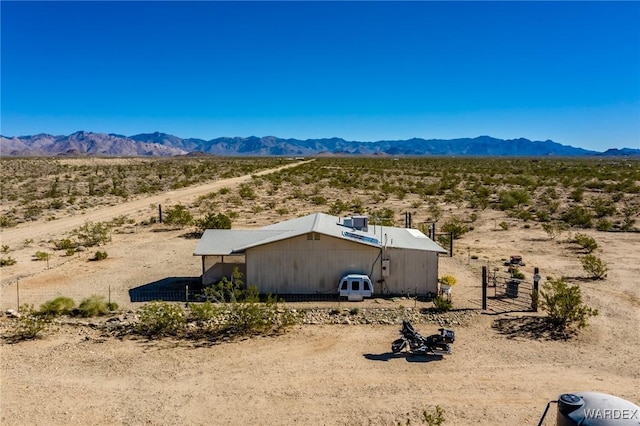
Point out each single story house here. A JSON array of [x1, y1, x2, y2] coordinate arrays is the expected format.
[[193, 212, 446, 297]]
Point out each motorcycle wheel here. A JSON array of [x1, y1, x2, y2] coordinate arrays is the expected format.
[[391, 338, 407, 353]]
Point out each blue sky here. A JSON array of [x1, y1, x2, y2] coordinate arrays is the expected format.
[[1, 1, 639, 151]]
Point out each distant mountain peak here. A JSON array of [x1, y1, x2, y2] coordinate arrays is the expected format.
[[1, 131, 627, 157]]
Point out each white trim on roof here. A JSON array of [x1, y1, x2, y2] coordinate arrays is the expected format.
[[193, 212, 447, 256]]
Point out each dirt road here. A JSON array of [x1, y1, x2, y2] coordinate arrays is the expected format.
[[0, 160, 312, 248]]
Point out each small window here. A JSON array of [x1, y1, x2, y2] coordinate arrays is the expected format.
[[364, 282, 371, 291], [314, 233, 320, 240], [307, 233, 313, 240], [340, 281, 347, 290], [351, 280, 360, 291]]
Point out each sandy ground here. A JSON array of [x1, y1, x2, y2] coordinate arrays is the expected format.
[[1, 161, 639, 425]]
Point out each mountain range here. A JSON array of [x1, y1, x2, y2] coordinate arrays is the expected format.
[[1, 131, 639, 157]]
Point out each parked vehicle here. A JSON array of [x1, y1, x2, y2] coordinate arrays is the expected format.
[[338, 274, 373, 301], [391, 320, 455, 356]]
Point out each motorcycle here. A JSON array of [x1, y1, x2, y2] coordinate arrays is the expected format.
[[391, 320, 455, 356]]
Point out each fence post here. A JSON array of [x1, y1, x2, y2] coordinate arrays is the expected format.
[[185, 284, 189, 303], [449, 232, 454, 257], [532, 267, 541, 312], [158, 204, 163, 223], [482, 266, 487, 311], [16, 278, 20, 311]]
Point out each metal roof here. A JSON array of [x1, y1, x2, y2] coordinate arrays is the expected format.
[[193, 229, 291, 256], [193, 213, 447, 256]]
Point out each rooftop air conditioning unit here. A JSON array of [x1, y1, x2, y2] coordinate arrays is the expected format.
[[352, 215, 368, 232]]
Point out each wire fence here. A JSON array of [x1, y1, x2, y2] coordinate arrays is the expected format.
[[2, 281, 129, 312], [2, 279, 446, 312]]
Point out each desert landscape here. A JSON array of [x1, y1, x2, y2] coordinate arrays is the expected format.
[[1, 157, 639, 425]]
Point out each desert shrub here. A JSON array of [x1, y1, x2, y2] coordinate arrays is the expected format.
[[197, 271, 298, 338], [421, 405, 446, 426], [328, 199, 349, 215], [1, 245, 9, 253], [573, 233, 598, 253], [395, 405, 446, 426], [539, 278, 598, 331], [92, 250, 108, 261], [163, 204, 193, 228], [621, 204, 638, 231], [33, 251, 50, 261], [530, 289, 540, 311], [536, 210, 551, 223], [427, 201, 443, 221], [194, 212, 232, 235], [510, 208, 534, 221], [204, 267, 246, 303], [498, 189, 530, 210], [596, 218, 613, 232], [238, 183, 256, 200], [109, 214, 134, 227], [0, 256, 17, 267], [437, 234, 451, 249], [432, 296, 452, 312], [469, 187, 491, 210], [188, 301, 222, 326], [369, 208, 395, 226], [441, 217, 469, 239], [510, 268, 525, 280], [580, 254, 608, 280], [77, 295, 110, 317], [0, 215, 17, 228], [39, 297, 75, 316], [311, 195, 327, 205], [542, 222, 567, 240], [561, 206, 593, 228], [223, 295, 297, 337], [7, 305, 52, 342], [591, 196, 616, 218], [227, 195, 243, 206], [72, 220, 111, 247], [569, 187, 584, 202], [349, 307, 360, 316], [499, 221, 510, 231], [136, 301, 186, 337], [350, 198, 364, 214]]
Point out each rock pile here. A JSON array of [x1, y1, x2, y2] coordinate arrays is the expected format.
[[298, 307, 477, 326]]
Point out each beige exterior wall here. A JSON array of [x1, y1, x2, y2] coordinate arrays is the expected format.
[[241, 233, 440, 296], [246, 233, 381, 294], [381, 248, 439, 296]]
